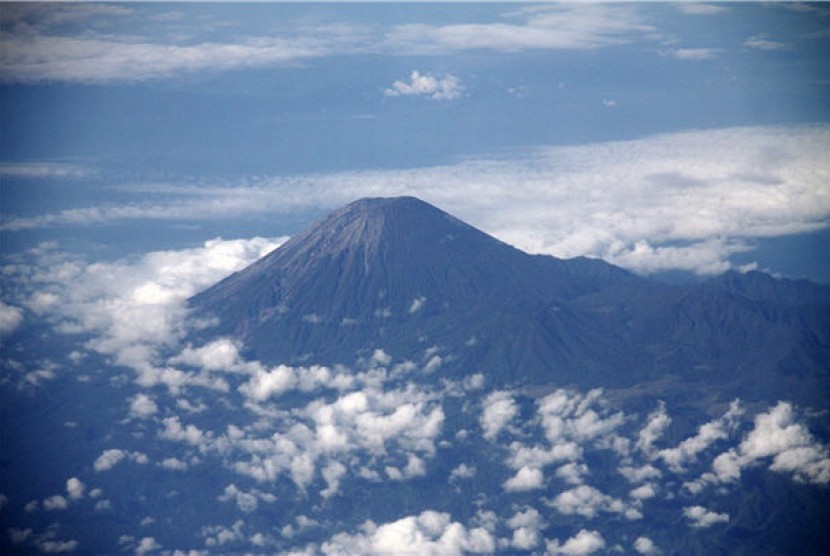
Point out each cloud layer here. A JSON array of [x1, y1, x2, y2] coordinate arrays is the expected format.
[[7, 125, 829, 276]]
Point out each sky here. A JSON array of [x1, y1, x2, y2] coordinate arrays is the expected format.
[[1, 1, 829, 282], [2, 4, 830, 553]]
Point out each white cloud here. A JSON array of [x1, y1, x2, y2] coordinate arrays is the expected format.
[[547, 484, 641, 520], [507, 507, 544, 550], [10, 237, 283, 391], [94, 448, 148, 472], [5, 125, 830, 274], [0, 300, 24, 336], [42, 495, 68, 511], [135, 536, 162, 555], [383, 5, 656, 54], [633, 536, 659, 554], [384, 71, 464, 101], [66, 478, 84, 501], [0, 162, 94, 180], [1, 25, 367, 84], [449, 463, 476, 482], [744, 35, 791, 50], [129, 394, 159, 419], [636, 402, 671, 456], [36, 539, 80, 553], [658, 400, 743, 471], [161, 457, 189, 471], [546, 529, 606, 555], [321, 510, 495, 555], [683, 505, 729, 528], [13, 124, 824, 276], [504, 466, 545, 492], [705, 402, 830, 485], [665, 47, 722, 60], [678, 4, 728, 15], [480, 390, 518, 440]]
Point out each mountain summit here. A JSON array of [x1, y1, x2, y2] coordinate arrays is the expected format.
[[191, 197, 830, 405]]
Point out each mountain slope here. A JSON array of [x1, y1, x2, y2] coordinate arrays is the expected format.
[[190, 196, 830, 406]]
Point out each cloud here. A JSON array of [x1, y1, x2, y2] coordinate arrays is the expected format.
[[449, 463, 476, 482], [635, 402, 670, 456], [703, 402, 830, 486], [1, 19, 367, 84], [633, 536, 659, 554], [504, 466, 545, 492], [321, 510, 495, 555], [65, 478, 84, 501], [385, 70, 464, 100], [218, 483, 276, 513], [664, 47, 722, 60], [9, 237, 283, 390], [11, 124, 827, 276], [683, 505, 729, 528], [42, 495, 68, 511], [383, 5, 657, 54], [0, 162, 95, 180], [657, 400, 743, 471], [0, 300, 24, 336], [1, 4, 661, 84], [547, 484, 641, 520], [744, 35, 792, 50], [94, 448, 148, 472], [480, 390, 518, 440], [129, 394, 159, 419], [507, 507, 544, 550], [677, 4, 728, 16], [546, 529, 606, 555], [135, 537, 162, 555]]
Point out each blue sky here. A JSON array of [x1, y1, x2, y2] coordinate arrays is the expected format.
[[2, 2, 830, 280]]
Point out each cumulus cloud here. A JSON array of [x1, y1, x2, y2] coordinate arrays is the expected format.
[[504, 466, 545, 492], [683, 505, 729, 528], [507, 507, 544, 550], [321, 510, 495, 555], [9, 237, 282, 391], [135, 536, 162, 555], [42, 495, 68, 511], [11, 125, 825, 276], [218, 483, 276, 513], [636, 402, 671, 456], [480, 390, 519, 440], [547, 484, 641, 520], [129, 394, 159, 419], [385, 71, 464, 100], [657, 400, 743, 471], [546, 529, 606, 555], [65, 478, 84, 501], [0, 300, 24, 336], [633, 536, 659, 554], [449, 463, 476, 482], [94, 449, 148, 472], [701, 402, 830, 486]]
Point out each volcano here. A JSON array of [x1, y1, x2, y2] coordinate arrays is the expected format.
[[191, 196, 830, 407]]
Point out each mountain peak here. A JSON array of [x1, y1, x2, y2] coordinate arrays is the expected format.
[[288, 196, 468, 261]]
